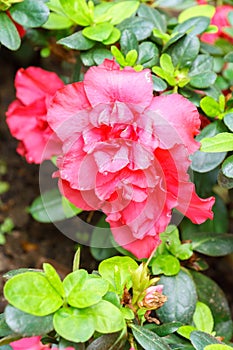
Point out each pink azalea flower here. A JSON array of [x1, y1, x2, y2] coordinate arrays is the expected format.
[[10, 336, 74, 350], [6, 67, 64, 164], [47, 59, 215, 259], [201, 5, 233, 44]]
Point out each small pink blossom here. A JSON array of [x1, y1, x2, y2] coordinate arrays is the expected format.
[[6, 67, 64, 164], [10, 336, 74, 350], [47, 59, 215, 259], [201, 5, 233, 44]]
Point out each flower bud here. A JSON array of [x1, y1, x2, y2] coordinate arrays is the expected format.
[[138, 284, 167, 310]]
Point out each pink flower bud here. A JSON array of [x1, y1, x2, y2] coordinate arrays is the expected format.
[[138, 284, 167, 310]]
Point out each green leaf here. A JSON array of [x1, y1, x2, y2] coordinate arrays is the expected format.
[[98, 256, 138, 294], [190, 121, 227, 173], [4, 272, 63, 316], [53, 306, 95, 342], [4, 305, 54, 336], [174, 17, 210, 36], [92, 48, 113, 65], [145, 322, 182, 337], [102, 27, 120, 45], [86, 330, 127, 350], [90, 300, 125, 334], [83, 23, 113, 42], [81, 48, 95, 66], [107, 0, 139, 25], [0, 314, 13, 337], [137, 42, 159, 68], [151, 254, 180, 276], [170, 34, 200, 69], [137, 4, 166, 32], [117, 17, 154, 41], [43, 263, 65, 298], [58, 31, 95, 50], [63, 269, 88, 296], [43, 12, 73, 29], [200, 96, 222, 118], [191, 271, 233, 340], [90, 216, 117, 261], [201, 133, 233, 152], [224, 51, 233, 62], [190, 232, 233, 257], [177, 325, 197, 339], [178, 5, 215, 23], [190, 331, 221, 349], [0, 12, 20, 50], [59, 0, 92, 25], [156, 269, 197, 324], [131, 324, 172, 350], [189, 71, 217, 89], [120, 29, 138, 56], [125, 49, 138, 66], [224, 113, 233, 131], [160, 53, 174, 74], [193, 302, 214, 334], [205, 345, 233, 350], [67, 276, 109, 308], [222, 155, 233, 178], [29, 188, 81, 223], [10, 0, 49, 27], [152, 75, 167, 91]]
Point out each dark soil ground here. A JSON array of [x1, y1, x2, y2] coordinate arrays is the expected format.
[[0, 48, 233, 318]]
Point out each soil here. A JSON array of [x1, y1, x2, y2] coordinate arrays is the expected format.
[[0, 48, 233, 318]]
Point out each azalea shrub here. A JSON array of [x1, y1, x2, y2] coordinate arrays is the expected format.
[[1, 0, 233, 349]]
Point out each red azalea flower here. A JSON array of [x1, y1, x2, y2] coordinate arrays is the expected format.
[[47, 59, 215, 259], [201, 5, 233, 44], [6, 66, 64, 164]]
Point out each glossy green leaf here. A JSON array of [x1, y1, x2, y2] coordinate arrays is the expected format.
[[178, 5, 215, 23], [151, 254, 180, 276], [190, 232, 233, 257], [59, 0, 92, 25], [86, 330, 127, 350], [29, 188, 81, 223], [43, 263, 65, 298], [156, 269, 197, 324], [160, 53, 174, 74], [145, 322, 182, 337], [53, 306, 95, 342], [0, 314, 13, 337], [191, 271, 233, 340], [81, 49, 95, 66], [10, 0, 49, 27], [4, 305, 54, 336], [67, 276, 109, 308], [0, 12, 20, 50], [224, 113, 233, 131], [117, 17, 154, 41], [224, 51, 233, 62], [102, 27, 120, 45], [193, 302, 214, 333], [174, 17, 210, 36], [201, 133, 233, 152], [222, 155, 233, 178], [131, 324, 172, 350], [152, 75, 167, 91], [93, 48, 113, 65], [200, 96, 222, 118], [177, 325, 197, 339], [107, 0, 139, 25], [120, 29, 138, 55], [4, 272, 63, 316], [90, 300, 125, 333], [58, 31, 95, 50], [63, 269, 88, 296], [190, 331, 221, 349], [137, 4, 166, 32], [83, 23, 113, 42], [170, 34, 200, 69], [42, 12, 73, 29], [137, 42, 159, 68], [189, 71, 217, 89], [98, 256, 138, 294], [205, 345, 233, 350], [191, 122, 227, 172]]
